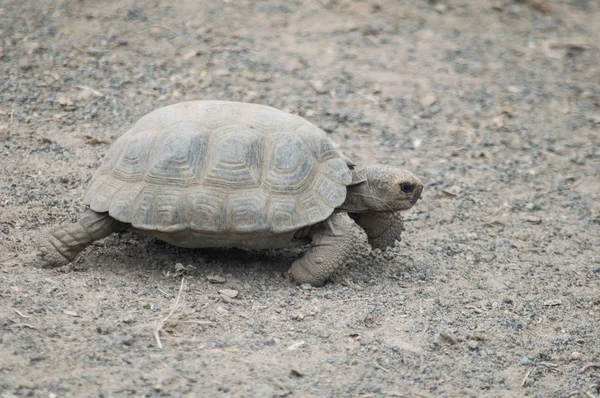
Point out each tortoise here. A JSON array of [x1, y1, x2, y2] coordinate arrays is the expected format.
[[36, 100, 423, 286]]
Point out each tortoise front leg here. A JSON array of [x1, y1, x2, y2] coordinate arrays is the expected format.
[[35, 209, 125, 268], [288, 212, 368, 286], [353, 211, 405, 250]]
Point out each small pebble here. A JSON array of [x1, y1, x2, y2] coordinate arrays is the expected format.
[[207, 275, 227, 284], [520, 356, 532, 365], [570, 351, 581, 361], [467, 340, 479, 350], [287, 341, 306, 350], [592, 267, 600, 274], [311, 80, 327, 94], [291, 313, 304, 321], [218, 289, 239, 299], [216, 306, 229, 315], [434, 4, 447, 13], [117, 334, 135, 346], [96, 325, 111, 335]]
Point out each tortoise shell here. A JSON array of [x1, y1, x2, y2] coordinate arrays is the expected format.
[[83, 101, 352, 235]]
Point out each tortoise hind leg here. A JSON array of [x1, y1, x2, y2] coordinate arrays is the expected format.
[[287, 212, 368, 286], [35, 209, 125, 268]]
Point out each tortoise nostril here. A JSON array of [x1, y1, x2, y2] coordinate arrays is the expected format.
[[400, 183, 415, 194]]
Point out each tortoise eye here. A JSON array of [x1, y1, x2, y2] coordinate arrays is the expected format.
[[400, 183, 415, 194]]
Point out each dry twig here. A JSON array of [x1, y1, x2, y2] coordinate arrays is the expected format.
[[521, 370, 531, 387], [154, 277, 185, 349]]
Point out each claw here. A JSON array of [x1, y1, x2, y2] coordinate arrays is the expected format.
[[28, 253, 49, 268], [33, 241, 70, 268], [284, 269, 295, 281]]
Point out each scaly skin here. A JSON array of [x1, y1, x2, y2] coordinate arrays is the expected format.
[[35, 209, 124, 268], [288, 212, 368, 286], [353, 211, 405, 250]]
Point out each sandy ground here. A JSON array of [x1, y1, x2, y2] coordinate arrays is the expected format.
[[1, 0, 599, 397]]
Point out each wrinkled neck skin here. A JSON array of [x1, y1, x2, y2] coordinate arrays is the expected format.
[[342, 182, 375, 213]]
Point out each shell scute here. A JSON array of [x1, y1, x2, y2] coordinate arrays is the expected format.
[[153, 193, 186, 232], [270, 200, 299, 233], [188, 190, 227, 233], [228, 191, 269, 233], [263, 132, 314, 193], [203, 125, 263, 189]]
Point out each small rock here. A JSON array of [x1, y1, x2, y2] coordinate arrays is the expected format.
[[524, 216, 542, 224], [520, 356, 532, 365], [503, 297, 513, 304], [570, 351, 582, 361], [215, 306, 229, 315], [592, 267, 600, 274], [117, 334, 135, 346], [17, 388, 33, 397], [29, 353, 46, 364], [57, 96, 76, 110], [207, 275, 227, 284], [420, 93, 437, 108], [467, 340, 479, 350], [86, 47, 103, 56], [543, 299, 562, 306], [218, 289, 239, 299], [311, 80, 327, 94], [290, 313, 304, 321], [438, 333, 458, 345], [287, 341, 306, 350], [441, 185, 461, 196], [434, 3, 447, 13], [299, 283, 313, 291], [19, 58, 33, 71], [127, 8, 143, 20], [220, 294, 235, 304], [96, 325, 111, 335], [181, 45, 209, 60], [290, 369, 303, 378], [525, 202, 541, 211], [63, 310, 79, 317]]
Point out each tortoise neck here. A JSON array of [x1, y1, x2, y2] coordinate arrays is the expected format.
[[341, 184, 372, 213]]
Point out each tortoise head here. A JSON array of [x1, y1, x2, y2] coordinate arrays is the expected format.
[[340, 165, 423, 213]]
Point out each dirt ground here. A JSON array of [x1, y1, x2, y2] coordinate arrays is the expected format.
[[1, 0, 599, 396]]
